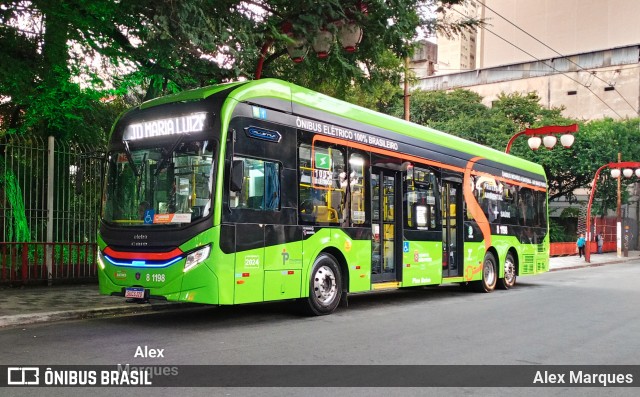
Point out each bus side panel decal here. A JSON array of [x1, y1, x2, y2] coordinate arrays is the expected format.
[[464, 157, 491, 251]]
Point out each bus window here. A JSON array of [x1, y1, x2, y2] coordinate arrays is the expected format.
[[500, 182, 518, 225], [102, 139, 215, 226], [517, 188, 535, 226], [535, 190, 547, 228], [229, 157, 280, 211], [474, 176, 503, 223], [348, 152, 367, 225], [298, 142, 346, 224], [405, 166, 438, 230]]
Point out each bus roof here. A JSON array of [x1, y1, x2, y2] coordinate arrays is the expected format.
[[136, 78, 545, 178]]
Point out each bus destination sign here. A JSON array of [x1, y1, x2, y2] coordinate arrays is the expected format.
[[124, 112, 208, 140], [295, 116, 399, 151]]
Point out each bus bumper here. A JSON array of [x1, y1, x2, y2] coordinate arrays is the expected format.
[[97, 260, 219, 305]]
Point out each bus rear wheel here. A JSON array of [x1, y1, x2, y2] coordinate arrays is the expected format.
[[302, 253, 342, 316], [473, 252, 497, 293], [498, 252, 517, 290]]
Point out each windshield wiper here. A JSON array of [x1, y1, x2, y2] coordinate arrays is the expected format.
[[136, 153, 147, 202], [123, 140, 140, 177], [154, 134, 186, 176]]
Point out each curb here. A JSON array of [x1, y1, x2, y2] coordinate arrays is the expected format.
[[0, 302, 190, 329], [549, 259, 629, 272], [1, 258, 635, 328]]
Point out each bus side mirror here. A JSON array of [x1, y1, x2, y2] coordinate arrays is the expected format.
[[230, 160, 244, 192]]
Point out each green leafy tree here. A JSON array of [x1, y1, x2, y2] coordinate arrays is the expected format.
[[1, 0, 481, 141], [388, 88, 487, 124], [577, 119, 640, 213], [0, 0, 481, 247], [390, 88, 544, 148], [391, 87, 640, 219], [0, 1, 129, 141]]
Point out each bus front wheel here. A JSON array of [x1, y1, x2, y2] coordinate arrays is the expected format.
[[302, 253, 342, 316], [473, 252, 497, 293], [498, 252, 517, 290]]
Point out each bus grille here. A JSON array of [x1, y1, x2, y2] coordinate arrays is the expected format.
[[537, 244, 545, 253], [537, 261, 547, 272], [522, 255, 535, 274]]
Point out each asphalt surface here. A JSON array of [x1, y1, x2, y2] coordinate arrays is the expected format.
[[0, 250, 637, 329], [1, 257, 639, 396]]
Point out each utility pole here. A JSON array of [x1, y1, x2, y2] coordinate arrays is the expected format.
[[404, 57, 410, 121], [617, 152, 622, 257], [617, 153, 622, 220]]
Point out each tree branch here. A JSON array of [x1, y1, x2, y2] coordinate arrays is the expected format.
[[238, 0, 283, 19]]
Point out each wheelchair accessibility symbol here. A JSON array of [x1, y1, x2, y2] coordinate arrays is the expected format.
[[144, 209, 155, 224]]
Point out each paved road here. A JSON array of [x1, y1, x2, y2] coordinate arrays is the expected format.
[[2, 261, 640, 396]]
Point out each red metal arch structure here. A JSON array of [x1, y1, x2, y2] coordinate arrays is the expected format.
[[505, 124, 578, 154], [585, 161, 640, 263]]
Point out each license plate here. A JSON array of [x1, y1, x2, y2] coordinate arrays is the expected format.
[[124, 287, 145, 299]]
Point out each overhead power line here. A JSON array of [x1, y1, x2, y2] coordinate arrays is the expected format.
[[449, 7, 623, 118], [475, 0, 638, 116]]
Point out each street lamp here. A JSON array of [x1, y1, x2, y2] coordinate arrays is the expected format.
[[311, 28, 333, 59], [542, 135, 557, 150], [505, 124, 579, 154], [337, 20, 363, 52], [254, 2, 368, 80], [585, 160, 640, 263]]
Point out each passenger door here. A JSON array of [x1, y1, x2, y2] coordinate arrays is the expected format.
[[371, 168, 402, 283], [442, 180, 463, 278]]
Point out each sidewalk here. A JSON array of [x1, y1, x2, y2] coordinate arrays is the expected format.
[[1, 251, 638, 328], [0, 284, 190, 328], [549, 250, 640, 271]]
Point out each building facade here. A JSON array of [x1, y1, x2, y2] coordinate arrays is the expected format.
[[414, 45, 640, 121], [411, 1, 640, 245], [477, 0, 640, 70], [435, 0, 480, 75]]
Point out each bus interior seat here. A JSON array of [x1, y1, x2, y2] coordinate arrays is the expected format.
[[330, 190, 344, 218], [247, 196, 263, 209], [315, 205, 338, 223]]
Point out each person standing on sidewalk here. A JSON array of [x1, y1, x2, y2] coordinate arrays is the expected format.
[[596, 231, 604, 254], [577, 234, 586, 259]]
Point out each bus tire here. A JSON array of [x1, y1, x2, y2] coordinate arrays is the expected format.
[[498, 252, 517, 290], [473, 252, 497, 293], [302, 253, 342, 316]]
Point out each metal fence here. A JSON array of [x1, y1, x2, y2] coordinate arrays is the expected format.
[[0, 136, 104, 285]]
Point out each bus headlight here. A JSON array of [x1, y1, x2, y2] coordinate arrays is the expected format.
[[97, 250, 106, 270], [184, 245, 211, 273]]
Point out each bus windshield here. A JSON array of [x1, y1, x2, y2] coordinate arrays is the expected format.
[[102, 139, 216, 227]]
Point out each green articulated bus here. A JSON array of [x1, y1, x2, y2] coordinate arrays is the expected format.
[[98, 78, 549, 315]]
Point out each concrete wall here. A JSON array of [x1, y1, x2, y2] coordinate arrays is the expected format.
[[479, 0, 640, 69], [414, 45, 640, 121]]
